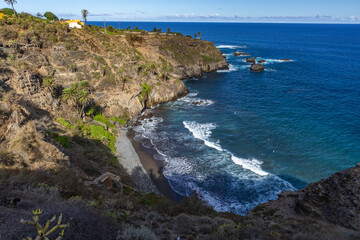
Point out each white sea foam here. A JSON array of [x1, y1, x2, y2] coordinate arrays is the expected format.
[[183, 121, 223, 152], [187, 92, 198, 97], [263, 59, 294, 63], [180, 96, 215, 107], [231, 155, 269, 176], [216, 45, 247, 49], [217, 64, 238, 73]]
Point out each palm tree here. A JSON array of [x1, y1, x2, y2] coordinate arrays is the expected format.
[[81, 9, 89, 25], [78, 90, 92, 118], [62, 83, 78, 106], [4, 0, 18, 18], [79, 80, 91, 91]]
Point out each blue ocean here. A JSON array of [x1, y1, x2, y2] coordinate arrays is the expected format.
[[91, 22, 360, 215]]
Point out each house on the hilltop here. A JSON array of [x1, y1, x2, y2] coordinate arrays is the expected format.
[[60, 19, 84, 29]]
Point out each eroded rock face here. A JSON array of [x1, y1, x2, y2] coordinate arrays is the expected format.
[[249, 164, 360, 231]]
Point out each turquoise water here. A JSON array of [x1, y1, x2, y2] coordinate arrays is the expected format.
[[91, 22, 360, 214]]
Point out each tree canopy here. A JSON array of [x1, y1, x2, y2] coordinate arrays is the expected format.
[[44, 11, 59, 21]]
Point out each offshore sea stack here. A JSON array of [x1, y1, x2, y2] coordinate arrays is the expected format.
[[250, 63, 265, 72]]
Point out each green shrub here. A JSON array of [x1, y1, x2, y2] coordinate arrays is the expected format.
[[56, 117, 75, 129], [2, 8, 15, 16], [86, 105, 101, 116], [138, 83, 151, 102], [90, 125, 116, 152], [94, 114, 116, 129], [110, 114, 130, 126], [95, 55, 107, 65], [49, 131, 70, 149], [125, 34, 144, 46], [44, 12, 59, 21], [117, 225, 158, 240], [107, 25, 115, 32]]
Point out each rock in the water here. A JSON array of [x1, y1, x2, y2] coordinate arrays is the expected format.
[[258, 59, 266, 63], [142, 109, 153, 119], [250, 64, 265, 72], [280, 59, 291, 61], [233, 52, 249, 56], [246, 57, 257, 63]]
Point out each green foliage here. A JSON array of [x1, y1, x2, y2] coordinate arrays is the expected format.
[[270, 231, 281, 239], [216, 223, 244, 239], [21, 209, 69, 240], [50, 132, 70, 149], [94, 55, 107, 65], [138, 83, 151, 102], [107, 25, 115, 32], [103, 210, 117, 222], [62, 81, 93, 117], [89, 125, 116, 152], [56, 117, 75, 129], [2, 8, 15, 16], [6, 53, 15, 61], [94, 114, 116, 129], [44, 11, 59, 21], [125, 34, 144, 46], [86, 105, 101, 116], [42, 78, 56, 92], [201, 55, 217, 63], [117, 225, 158, 240], [110, 114, 130, 126]]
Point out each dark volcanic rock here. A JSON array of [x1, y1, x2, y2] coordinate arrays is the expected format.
[[246, 57, 257, 63], [233, 52, 249, 56], [249, 164, 360, 232], [250, 64, 265, 72], [258, 59, 266, 63]]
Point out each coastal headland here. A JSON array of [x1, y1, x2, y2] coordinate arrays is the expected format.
[[0, 14, 359, 239]]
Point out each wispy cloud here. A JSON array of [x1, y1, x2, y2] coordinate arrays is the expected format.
[[160, 13, 360, 23], [89, 13, 113, 17]]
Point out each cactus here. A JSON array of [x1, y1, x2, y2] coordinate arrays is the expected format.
[[20, 209, 69, 240]]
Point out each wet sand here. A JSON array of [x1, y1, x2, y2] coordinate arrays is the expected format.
[[127, 129, 183, 202]]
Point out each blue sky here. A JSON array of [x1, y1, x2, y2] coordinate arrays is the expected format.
[[1, 0, 360, 23]]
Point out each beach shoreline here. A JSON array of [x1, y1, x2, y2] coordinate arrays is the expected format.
[[127, 128, 184, 202]]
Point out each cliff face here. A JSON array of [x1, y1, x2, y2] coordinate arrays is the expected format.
[[0, 21, 227, 120], [246, 165, 360, 239]]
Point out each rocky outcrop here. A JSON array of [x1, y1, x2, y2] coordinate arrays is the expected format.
[[233, 52, 249, 56], [258, 59, 266, 63], [250, 63, 265, 72], [246, 57, 257, 63], [248, 164, 360, 234]]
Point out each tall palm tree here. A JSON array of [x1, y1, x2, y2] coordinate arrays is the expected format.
[[4, 0, 18, 18], [78, 90, 92, 118], [81, 9, 89, 25]]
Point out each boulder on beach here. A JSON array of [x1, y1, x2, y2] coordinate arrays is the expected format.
[[233, 52, 249, 56], [246, 57, 257, 64], [258, 59, 266, 63], [250, 63, 265, 72]]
